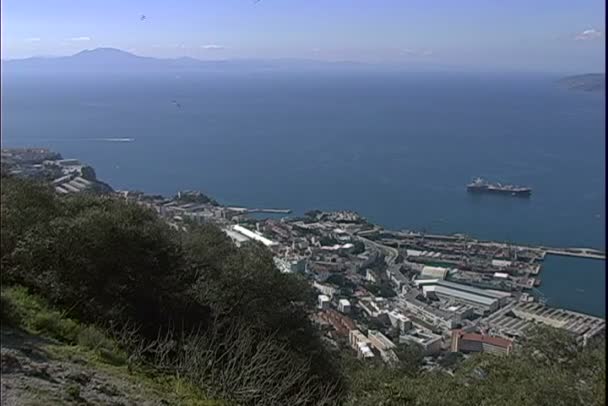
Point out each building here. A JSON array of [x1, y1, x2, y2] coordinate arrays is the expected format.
[[420, 266, 449, 280], [358, 297, 389, 318], [387, 266, 408, 289], [232, 225, 277, 247], [223, 228, 250, 247], [399, 329, 443, 354], [422, 280, 510, 312], [318, 295, 331, 310], [273, 256, 307, 273], [349, 330, 375, 359], [368, 330, 396, 351], [491, 259, 512, 268], [451, 330, 513, 355], [320, 309, 356, 336], [368, 330, 398, 365], [401, 293, 476, 330], [388, 310, 413, 332], [313, 281, 337, 298], [484, 302, 606, 344], [338, 299, 351, 313]]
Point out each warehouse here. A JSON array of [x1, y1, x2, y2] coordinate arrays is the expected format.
[[422, 280, 510, 312]]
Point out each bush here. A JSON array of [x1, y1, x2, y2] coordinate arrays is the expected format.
[[31, 311, 80, 343], [1, 177, 346, 405], [65, 383, 81, 400], [77, 326, 114, 352], [1, 286, 81, 342], [0, 292, 21, 326]]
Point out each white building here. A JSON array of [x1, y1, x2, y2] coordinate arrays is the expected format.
[[421, 280, 510, 312], [420, 266, 448, 280], [338, 299, 351, 313], [349, 330, 374, 359], [313, 282, 337, 298], [318, 295, 331, 310], [388, 310, 413, 332], [491, 259, 512, 268], [232, 225, 277, 247], [274, 256, 307, 273]]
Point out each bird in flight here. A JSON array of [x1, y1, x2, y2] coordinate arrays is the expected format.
[[140, 14, 146, 21], [172, 100, 182, 109]]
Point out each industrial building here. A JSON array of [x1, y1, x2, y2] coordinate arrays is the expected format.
[[232, 225, 277, 247], [388, 310, 412, 332], [358, 297, 389, 318], [368, 330, 398, 364], [400, 294, 474, 330], [420, 266, 449, 280], [450, 330, 513, 355], [422, 280, 510, 312], [399, 329, 443, 354], [484, 302, 606, 343], [368, 330, 396, 351]]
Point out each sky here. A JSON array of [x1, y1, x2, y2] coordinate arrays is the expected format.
[[1, 0, 605, 73]]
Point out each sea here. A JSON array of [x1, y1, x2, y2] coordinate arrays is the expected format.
[[1, 70, 605, 316]]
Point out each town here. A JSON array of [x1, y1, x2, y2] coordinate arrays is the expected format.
[[2, 148, 606, 369]]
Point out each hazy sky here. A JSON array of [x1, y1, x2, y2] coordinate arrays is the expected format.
[[1, 0, 605, 72]]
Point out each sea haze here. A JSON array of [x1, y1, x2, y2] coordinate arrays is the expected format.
[[1, 70, 605, 315]]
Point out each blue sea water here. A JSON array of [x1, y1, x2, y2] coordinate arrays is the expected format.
[[1, 71, 605, 316]]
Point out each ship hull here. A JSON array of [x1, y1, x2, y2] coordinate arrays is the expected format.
[[467, 186, 531, 197]]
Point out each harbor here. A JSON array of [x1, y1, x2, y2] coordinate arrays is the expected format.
[[2, 148, 605, 361], [226, 207, 292, 214]]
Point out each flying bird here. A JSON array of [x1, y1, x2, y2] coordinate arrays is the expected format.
[[172, 100, 182, 109], [140, 14, 146, 21]]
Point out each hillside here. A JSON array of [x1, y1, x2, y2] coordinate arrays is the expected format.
[[1, 288, 224, 406], [1, 173, 605, 405], [558, 73, 605, 92]]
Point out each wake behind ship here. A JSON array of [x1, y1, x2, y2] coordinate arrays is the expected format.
[[467, 177, 532, 197]]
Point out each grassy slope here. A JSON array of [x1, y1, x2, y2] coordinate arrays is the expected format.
[[1, 286, 227, 406]]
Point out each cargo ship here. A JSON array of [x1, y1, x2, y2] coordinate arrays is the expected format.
[[467, 177, 531, 197]]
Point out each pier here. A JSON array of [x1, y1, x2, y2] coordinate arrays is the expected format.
[[227, 207, 292, 214], [543, 247, 606, 261]]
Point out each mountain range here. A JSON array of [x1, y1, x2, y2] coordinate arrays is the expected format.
[[558, 73, 605, 92], [1, 48, 373, 73]]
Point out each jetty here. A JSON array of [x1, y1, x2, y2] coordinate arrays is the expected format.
[[543, 247, 606, 261], [226, 207, 292, 215]]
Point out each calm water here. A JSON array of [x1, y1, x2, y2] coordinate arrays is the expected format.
[[1, 71, 605, 316]]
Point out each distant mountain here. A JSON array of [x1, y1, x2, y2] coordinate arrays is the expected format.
[[558, 73, 605, 92], [1, 47, 371, 74]]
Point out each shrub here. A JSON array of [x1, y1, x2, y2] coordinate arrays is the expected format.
[[77, 326, 114, 352], [0, 292, 21, 326], [31, 311, 80, 343]]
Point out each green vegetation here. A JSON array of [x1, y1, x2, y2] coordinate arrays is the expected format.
[[344, 326, 605, 406], [1, 285, 225, 405], [1, 173, 605, 405], [1, 175, 344, 405]]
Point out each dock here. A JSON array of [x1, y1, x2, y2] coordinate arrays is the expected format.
[[543, 247, 606, 261], [226, 207, 292, 214]]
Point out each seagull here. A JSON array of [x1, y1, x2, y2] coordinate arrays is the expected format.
[[140, 14, 147, 21]]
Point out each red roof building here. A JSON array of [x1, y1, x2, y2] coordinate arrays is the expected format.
[[451, 329, 514, 355]]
